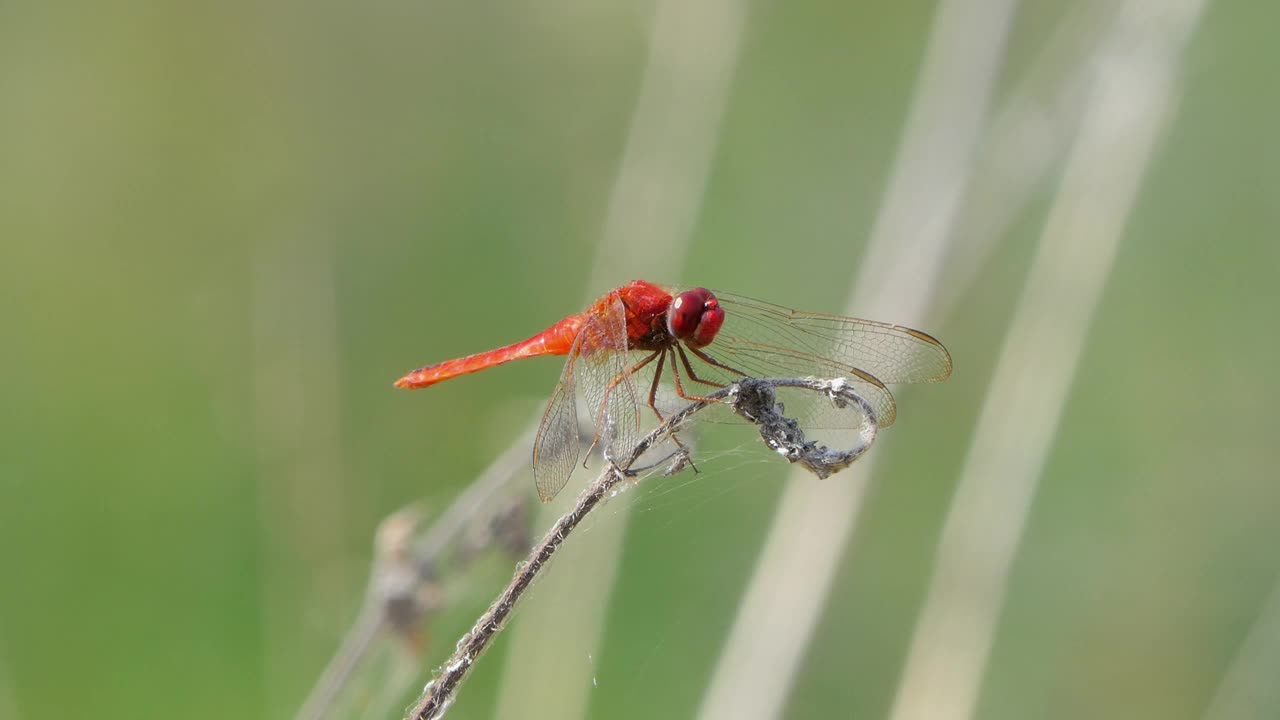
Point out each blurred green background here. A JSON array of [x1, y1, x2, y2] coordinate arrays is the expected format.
[[2, 1, 1278, 719]]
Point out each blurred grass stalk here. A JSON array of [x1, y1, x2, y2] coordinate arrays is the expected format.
[[295, 424, 540, 720], [886, 2, 1210, 720], [491, 1, 747, 719], [254, 228, 348, 715], [1203, 582, 1280, 719], [699, 0, 1020, 716], [698, 0, 1213, 716]]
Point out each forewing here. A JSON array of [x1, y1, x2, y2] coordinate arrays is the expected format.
[[709, 291, 953, 384], [671, 290, 952, 429]]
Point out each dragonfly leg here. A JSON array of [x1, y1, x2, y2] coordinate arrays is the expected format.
[[653, 348, 697, 472], [594, 347, 696, 469], [647, 350, 667, 420], [666, 345, 724, 403], [686, 345, 749, 381], [583, 350, 659, 468], [669, 344, 740, 402]]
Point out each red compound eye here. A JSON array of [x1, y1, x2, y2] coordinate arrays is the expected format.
[[667, 288, 725, 348]]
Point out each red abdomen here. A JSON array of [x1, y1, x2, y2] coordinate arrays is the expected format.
[[394, 314, 584, 389]]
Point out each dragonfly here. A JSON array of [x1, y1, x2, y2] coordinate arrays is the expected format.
[[396, 280, 952, 502]]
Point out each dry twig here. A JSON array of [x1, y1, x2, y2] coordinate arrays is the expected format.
[[408, 377, 879, 720]]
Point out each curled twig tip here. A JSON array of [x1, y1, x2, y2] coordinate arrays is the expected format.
[[732, 377, 878, 479]]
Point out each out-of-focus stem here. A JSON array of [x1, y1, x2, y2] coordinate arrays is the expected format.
[[295, 425, 540, 720], [888, 3, 1209, 719]]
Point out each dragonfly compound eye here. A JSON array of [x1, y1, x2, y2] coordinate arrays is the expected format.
[[668, 288, 725, 347]]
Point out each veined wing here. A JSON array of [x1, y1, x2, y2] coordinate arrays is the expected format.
[[687, 335, 901, 427], [531, 294, 641, 502], [674, 290, 952, 428], [532, 340, 582, 503], [709, 290, 952, 385]]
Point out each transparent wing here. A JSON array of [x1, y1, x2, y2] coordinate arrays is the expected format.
[[532, 341, 581, 503], [531, 294, 642, 502], [711, 291, 953, 384], [682, 336, 901, 428], [674, 289, 953, 428]]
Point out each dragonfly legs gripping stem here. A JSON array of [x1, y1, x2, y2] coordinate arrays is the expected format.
[[582, 350, 660, 469], [579, 341, 761, 478], [670, 343, 751, 404]]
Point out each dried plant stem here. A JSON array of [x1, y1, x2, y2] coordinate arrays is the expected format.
[[408, 408, 708, 720], [886, 3, 1206, 718], [296, 425, 541, 720], [408, 378, 876, 720], [295, 603, 388, 720]]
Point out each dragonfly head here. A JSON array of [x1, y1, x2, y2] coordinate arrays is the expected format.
[[667, 288, 725, 348]]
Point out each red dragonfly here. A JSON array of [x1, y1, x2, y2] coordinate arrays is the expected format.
[[396, 280, 951, 502]]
